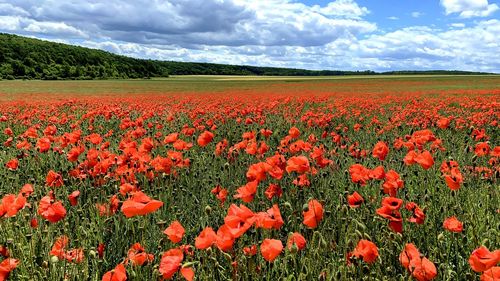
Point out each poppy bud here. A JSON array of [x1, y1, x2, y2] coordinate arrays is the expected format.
[[50, 255, 59, 263], [205, 205, 212, 214]]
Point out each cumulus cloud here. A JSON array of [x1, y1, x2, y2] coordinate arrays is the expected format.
[[1, 0, 375, 47], [0, 0, 498, 72], [440, 0, 499, 18]]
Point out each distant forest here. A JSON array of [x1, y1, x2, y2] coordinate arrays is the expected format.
[[0, 33, 494, 80]]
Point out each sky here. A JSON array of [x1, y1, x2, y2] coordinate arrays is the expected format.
[[0, 0, 499, 72]]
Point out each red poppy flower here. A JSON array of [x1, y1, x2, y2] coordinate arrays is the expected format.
[[121, 191, 163, 218], [443, 216, 463, 233], [126, 243, 154, 266], [68, 191, 80, 206], [0, 258, 19, 281], [254, 204, 284, 230], [5, 159, 18, 171], [20, 184, 34, 197], [481, 267, 500, 281], [469, 246, 500, 273], [260, 239, 283, 262], [243, 245, 257, 256], [36, 137, 51, 153], [399, 243, 420, 270], [102, 263, 127, 281], [46, 170, 64, 188], [414, 150, 434, 170], [210, 185, 228, 204], [159, 248, 184, 280], [350, 240, 379, 264], [288, 127, 300, 138], [195, 227, 217, 250], [406, 202, 425, 225], [215, 225, 235, 252], [164, 221, 185, 244], [349, 164, 370, 186], [0, 194, 26, 218], [347, 192, 364, 208], [287, 232, 307, 251], [285, 156, 310, 174], [444, 168, 463, 191], [475, 142, 491, 157], [369, 166, 385, 180], [223, 204, 255, 238], [197, 130, 214, 147], [180, 267, 195, 281], [234, 180, 259, 203], [409, 257, 438, 281], [372, 141, 389, 161], [264, 184, 283, 200], [303, 199, 324, 228], [38, 194, 67, 223]]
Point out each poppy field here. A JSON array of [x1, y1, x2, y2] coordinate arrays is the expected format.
[[0, 76, 499, 280]]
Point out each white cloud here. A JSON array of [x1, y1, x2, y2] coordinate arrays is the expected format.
[[440, 0, 499, 18], [312, 0, 369, 18], [387, 16, 399, 20], [0, 0, 499, 72], [24, 21, 87, 38], [1, 0, 374, 47], [411, 12, 424, 18]]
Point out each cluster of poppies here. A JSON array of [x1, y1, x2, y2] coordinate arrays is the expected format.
[[0, 90, 498, 280]]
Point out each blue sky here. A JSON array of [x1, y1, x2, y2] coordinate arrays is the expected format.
[[0, 0, 499, 72]]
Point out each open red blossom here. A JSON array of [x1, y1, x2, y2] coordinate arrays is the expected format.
[[68, 190, 80, 206], [38, 194, 66, 223], [243, 245, 257, 256], [349, 164, 370, 186], [349, 240, 379, 264], [347, 191, 364, 208], [121, 191, 163, 218], [210, 185, 228, 204], [285, 156, 310, 174], [287, 232, 307, 251], [234, 180, 258, 203], [469, 246, 500, 273], [481, 267, 500, 281], [288, 127, 300, 138], [474, 142, 491, 157], [400, 243, 437, 281], [5, 159, 18, 171], [46, 170, 63, 188], [223, 204, 255, 238], [406, 202, 425, 225], [164, 221, 185, 244], [303, 199, 324, 229], [50, 236, 84, 263], [443, 216, 463, 233], [0, 258, 19, 281], [126, 243, 154, 266], [195, 227, 217, 250], [20, 184, 34, 197], [444, 168, 463, 191], [197, 130, 214, 147], [260, 239, 283, 262], [264, 184, 282, 200], [0, 194, 26, 218], [159, 248, 184, 280], [102, 263, 127, 281], [254, 204, 284, 230], [372, 141, 389, 161]]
